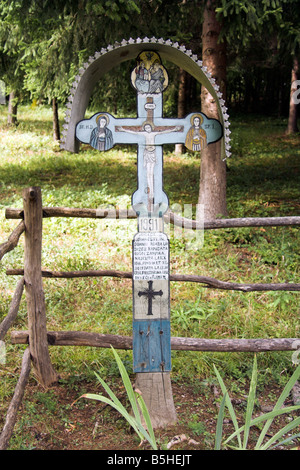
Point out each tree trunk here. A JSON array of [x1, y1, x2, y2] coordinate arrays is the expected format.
[[175, 68, 187, 155], [198, 0, 228, 219], [286, 57, 299, 134], [7, 92, 18, 126], [52, 98, 60, 141]]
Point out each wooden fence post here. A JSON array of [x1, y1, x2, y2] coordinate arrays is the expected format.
[[23, 187, 57, 387]]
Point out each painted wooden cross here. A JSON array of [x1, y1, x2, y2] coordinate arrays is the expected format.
[[75, 50, 223, 373]]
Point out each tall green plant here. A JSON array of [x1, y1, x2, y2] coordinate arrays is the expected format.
[[79, 347, 157, 450], [214, 356, 300, 450]]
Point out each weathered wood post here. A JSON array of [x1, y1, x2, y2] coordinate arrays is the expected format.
[[132, 219, 177, 428], [23, 187, 57, 387]]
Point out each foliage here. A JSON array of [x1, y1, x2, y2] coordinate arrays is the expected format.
[[1, 0, 299, 118], [214, 356, 300, 450], [0, 0, 201, 106], [215, 0, 292, 46], [79, 347, 157, 450], [215, 0, 300, 114], [79, 352, 300, 451], [0, 2, 25, 97]]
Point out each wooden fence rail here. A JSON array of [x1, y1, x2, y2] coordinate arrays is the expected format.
[[0, 221, 25, 261], [6, 268, 300, 292], [0, 277, 24, 341], [11, 330, 299, 353], [0, 188, 299, 449], [5, 206, 300, 230], [0, 348, 31, 451]]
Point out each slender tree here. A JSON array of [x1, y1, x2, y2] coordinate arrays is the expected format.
[[198, 0, 228, 219], [287, 57, 299, 134], [199, 0, 294, 218], [0, 2, 25, 125], [175, 68, 188, 155], [280, 0, 300, 134]]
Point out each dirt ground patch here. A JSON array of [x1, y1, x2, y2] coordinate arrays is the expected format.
[[4, 375, 299, 451]]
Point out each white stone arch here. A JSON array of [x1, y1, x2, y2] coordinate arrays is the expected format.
[[61, 37, 231, 160]]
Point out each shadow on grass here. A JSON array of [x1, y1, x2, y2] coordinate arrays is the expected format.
[[0, 152, 136, 202], [0, 130, 299, 214]]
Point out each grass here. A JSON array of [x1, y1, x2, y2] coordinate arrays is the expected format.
[[0, 104, 299, 449]]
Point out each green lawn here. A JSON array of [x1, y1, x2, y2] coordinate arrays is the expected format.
[[0, 104, 299, 387]]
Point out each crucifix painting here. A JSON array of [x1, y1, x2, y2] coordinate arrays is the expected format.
[[115, 117, 182, 211]]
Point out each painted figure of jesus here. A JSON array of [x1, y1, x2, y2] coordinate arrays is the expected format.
[[116, 121, 182, 209]]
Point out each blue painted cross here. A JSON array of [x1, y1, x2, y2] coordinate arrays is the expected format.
[[75, 50, 223, 373], [76, 51, 222, 218]]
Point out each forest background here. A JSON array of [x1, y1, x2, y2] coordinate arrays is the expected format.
[[1, 0, 299, 138]]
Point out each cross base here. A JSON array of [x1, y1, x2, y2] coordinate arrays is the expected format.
[[134, 371, 177, 429]]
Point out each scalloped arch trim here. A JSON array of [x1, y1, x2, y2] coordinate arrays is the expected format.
[[61, 37, 231, 160]]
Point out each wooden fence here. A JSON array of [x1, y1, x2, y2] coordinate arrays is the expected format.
[[0, 186, 299, 449]]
